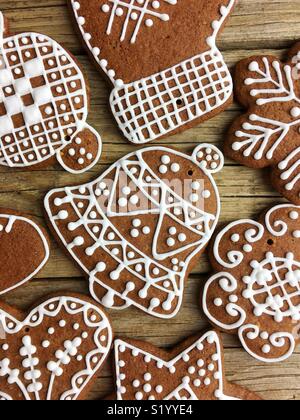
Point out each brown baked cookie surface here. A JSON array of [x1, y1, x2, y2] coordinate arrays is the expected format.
[[0, 209, 49, 295], [0, 11, 101, 173], [112, 331, 261, 400], [69, 0, 235, 145], [225, 42, 300, 204], [203, 204, 300, 363], [0, 293, 113, 400], [44, 144, 224, 319]]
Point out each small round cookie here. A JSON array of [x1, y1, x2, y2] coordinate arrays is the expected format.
[[0, 12, 101, 173], [69, 0, 235, 144], [44, 144, 224, 319], [225, 42, 300, 205], [112, 331, 261, 400], [0, 209, 49, 295], [203, 204, 300, 363], [0, 293, 113, 400]]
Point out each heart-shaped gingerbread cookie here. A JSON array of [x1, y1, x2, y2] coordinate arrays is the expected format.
[[0, 293, 113, 400], [0, 209, 49, 295]]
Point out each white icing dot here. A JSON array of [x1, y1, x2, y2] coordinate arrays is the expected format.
[[290, 211, 299, 220], [214, 298, 223, 307]]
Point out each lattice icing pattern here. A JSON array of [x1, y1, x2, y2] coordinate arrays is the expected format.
[[0, 295, 112, 400], [0, 12, 101, 173], [45, 145, 223, 319], [70, 0, 235, 144], [203, 204, 300, 363], [114, 331, 244, 400]]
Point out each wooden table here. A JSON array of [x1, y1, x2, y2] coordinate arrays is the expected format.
[[1, 0, 300, 401]]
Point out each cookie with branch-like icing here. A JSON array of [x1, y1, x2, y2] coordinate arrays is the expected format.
[[44, 144, 224, 319], [225, 43, 300, 204], [69, 0, 235, 145], [112, 331, 261, 400], [0, 11, 101, 173], [0, 209, 49, 295], [0, 293, 113, 400], [203, 204, 300, 363]]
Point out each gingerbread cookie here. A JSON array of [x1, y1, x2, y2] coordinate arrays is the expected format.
[[0, 209, 49, 295], [113, 331, 261, 400], [44, 144, 224, 318], [0, 293, 113, 400], [0, 11, 102, 173], [203, 204, 300, 363], [69, 0, 235, 145], [225, 43, 300, 205]]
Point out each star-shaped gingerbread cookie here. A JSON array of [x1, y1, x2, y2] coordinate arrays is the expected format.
[[112, 331, 261, 400]]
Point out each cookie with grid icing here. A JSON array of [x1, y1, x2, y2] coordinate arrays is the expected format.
[[111, 331, 261, 400], [0, 209, 49, 295], [69, 0, 235, 145], [0, 12, 101, 173], [202, 204, 300, 363], [44, 144, 224, 319], [0, 293, 113, 400]]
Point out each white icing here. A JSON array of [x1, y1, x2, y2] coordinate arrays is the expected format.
[[114, 331, 240, 400], [44, 145, 222, 319], [0, 213, 50, 295], [233, 54, 300, 201], [102, 0, 177, 44], [203, 204, 300, 363], [71, 0, 235, 144], [0, 296, 112, 400], [0, 12, 101, 173]]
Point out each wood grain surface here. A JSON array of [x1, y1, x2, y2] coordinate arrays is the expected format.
[[1, 0, 300, 401]]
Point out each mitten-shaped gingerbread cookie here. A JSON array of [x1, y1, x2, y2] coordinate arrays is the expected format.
[[45, 144, 224, 318], [0, 293, 113, 400], [0, 11, 101, 173], [0, 209, 49, 295], [112, 331, 261, 400], [225, 43, 300, 204], [69, 0, 235, 144], [203, 204, 300, 363]]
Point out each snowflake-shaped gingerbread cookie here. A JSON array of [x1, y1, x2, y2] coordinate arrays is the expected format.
[[45, 144, 223, 319], [0, 12, 101, 173], [203, 204, 300, 363], [225, 43, 300, 204]]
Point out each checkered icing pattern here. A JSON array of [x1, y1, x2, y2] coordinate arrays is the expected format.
[[110, 49, 232, 144], [0, 32, 87, 167]]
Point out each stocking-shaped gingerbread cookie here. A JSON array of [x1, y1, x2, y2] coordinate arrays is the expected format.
[[203, 204, 300, 363], [0, 12, 101, 173], [45, 144, 223, 318], [69, 0, 235, 144]]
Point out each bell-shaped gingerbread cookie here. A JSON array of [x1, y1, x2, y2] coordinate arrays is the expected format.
[[203, 204, 300, 363], [0, 12, 101, 173], [69, 0, 235, 144], [45, 144, 223, 318]]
